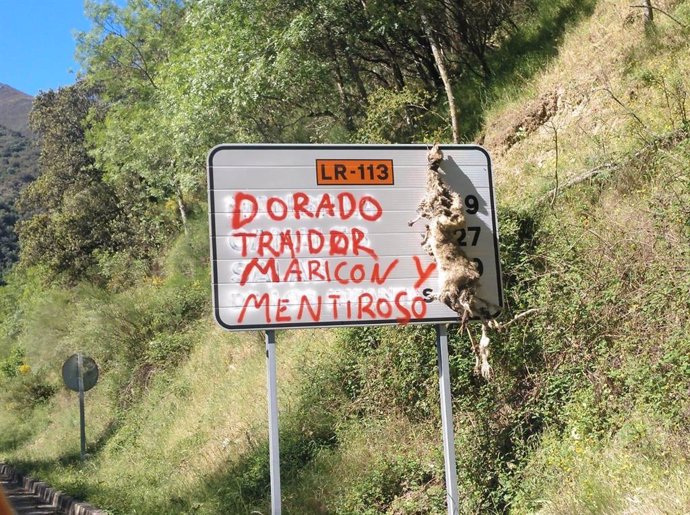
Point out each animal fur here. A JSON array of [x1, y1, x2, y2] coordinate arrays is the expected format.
[[408, 144, 464, 227], [410, 143, 480, 313], [411, 144, 492, 379], [424, 217, 480, 315]]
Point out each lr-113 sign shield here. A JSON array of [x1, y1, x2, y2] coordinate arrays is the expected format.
[[207, 144, 502, 330]]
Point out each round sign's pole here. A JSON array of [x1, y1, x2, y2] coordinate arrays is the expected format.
[[265, 330, 281, 514], [436, 324, 459, 515], [77, 353, 86, 461]]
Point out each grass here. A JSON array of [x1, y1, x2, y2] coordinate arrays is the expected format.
[[485, 3, 690, 509], [489, 0, 690, 204], [513, 409, 690, 514], [2, 322, 342, 513], [456, 0, 598, 140]]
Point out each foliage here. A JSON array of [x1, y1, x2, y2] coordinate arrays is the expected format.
[[0, 344, 25, 378], [77, 0, 186, 102], [0, 200, 20, 278], [338, 325, 440, 421], [9, 0, 538, 284], [339, 456, 444, 514], [0, 125, 39, 277], [0, 126, 39, 201], [17, 83, 114, 281], [17, 82, 175, 284], [356, 87, 441, 143], [2, 368, 57, 411]]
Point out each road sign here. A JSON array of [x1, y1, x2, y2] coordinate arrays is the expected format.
[[62, 354, 98, 392], [62, 353, 98, 460], [208, 144, 502, 330]]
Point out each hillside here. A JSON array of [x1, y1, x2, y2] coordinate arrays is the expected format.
[[1, 1, 689, 514], [0, 84, 38, 277], [0, 83, 32, 135]]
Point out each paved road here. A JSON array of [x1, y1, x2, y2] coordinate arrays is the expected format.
[[0, 470, 60, 515]]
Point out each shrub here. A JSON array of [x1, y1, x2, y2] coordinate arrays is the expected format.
[[0, 345, 25, 378], [339, 456, 444, 514], [3, 369, 57, 410]]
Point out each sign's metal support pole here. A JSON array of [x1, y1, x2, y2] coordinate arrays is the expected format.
[[436, 324, 459, 515], [265, 330, 282, 515], [77, 353, 86, 461]]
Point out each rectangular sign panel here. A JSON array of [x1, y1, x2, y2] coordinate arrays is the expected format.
[[316, 159, 394, 185], [208, 144, 502, 330]]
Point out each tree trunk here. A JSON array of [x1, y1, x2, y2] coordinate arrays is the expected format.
[[477, 50, 493, 83], [327, 37, 356, 132], [387, 46, 406, 91], [421, 13, 460, 143], [643, 0, 654, 25], [176, 188, 188, 235], [344, 51, 368, 105]]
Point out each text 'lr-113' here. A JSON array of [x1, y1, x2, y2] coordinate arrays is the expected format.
[[207, 144, 502, 330]]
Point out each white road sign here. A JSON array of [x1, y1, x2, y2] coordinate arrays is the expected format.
[[208, 144, 502, 330]]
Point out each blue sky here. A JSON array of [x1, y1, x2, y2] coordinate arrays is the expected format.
[[0, 1, 93, 96]]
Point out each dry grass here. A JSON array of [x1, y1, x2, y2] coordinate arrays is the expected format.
[[485, 0, 690, 206], [530, 414, 690, 515]]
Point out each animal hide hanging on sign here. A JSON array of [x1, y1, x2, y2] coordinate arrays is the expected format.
[[409, 144, 495, 379]]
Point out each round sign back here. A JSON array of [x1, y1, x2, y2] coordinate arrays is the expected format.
[[62, 354, 99, 392]]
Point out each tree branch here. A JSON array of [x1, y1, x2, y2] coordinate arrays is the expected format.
[[101, 19, 158, 89], [421, 12, 460, 143], [538, 128, 688, 204], [492, 308, 542, 331], [630, 4, 687, 27]]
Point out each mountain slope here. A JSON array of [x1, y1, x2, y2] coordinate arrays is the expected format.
[[0, 83, 33, 135], [0, 84, 36, 200], [0, 84, 38, 276]]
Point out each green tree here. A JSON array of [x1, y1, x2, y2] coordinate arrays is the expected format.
[[77, 0, 185, 102], [16, 83, 169, 285], [72, 0, 528, 246], [78, 0, 200, 231], [16, 83, 119, 281], [0, 201, 19, 279]]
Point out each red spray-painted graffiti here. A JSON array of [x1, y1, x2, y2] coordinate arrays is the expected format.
[[228, 192, 435, 325]]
